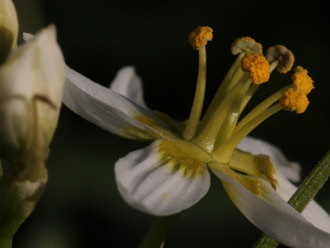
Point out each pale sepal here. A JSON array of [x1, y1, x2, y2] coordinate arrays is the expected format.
[[210, 164, 330, 248], [237, 136, 301, 182], [276, 172, 330, 233], [115, 139, 211, 216], [238, 137, 330, 232]]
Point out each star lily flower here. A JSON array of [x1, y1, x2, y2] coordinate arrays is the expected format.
[[63, 27, 330, 248]]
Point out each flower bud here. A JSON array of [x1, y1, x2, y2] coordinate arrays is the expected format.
[[0, 25, 65, 162]]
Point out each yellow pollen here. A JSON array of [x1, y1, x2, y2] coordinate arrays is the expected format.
[[241, 53, 270, 84], [231, 36, 263, 55], [188, 26, 213, 50], [292, 66, 314, 95], [279, 88, 309, 114]]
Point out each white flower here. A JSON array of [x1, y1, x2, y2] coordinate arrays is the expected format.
[[63, 27, 330, 248]]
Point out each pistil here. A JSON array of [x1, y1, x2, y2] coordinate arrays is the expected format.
[[200, 37, 263, 131], [213, 65, 314, 163], [192, 73, 251, 152], [199, 53, 244, 131], [213, 103, 282, 162]]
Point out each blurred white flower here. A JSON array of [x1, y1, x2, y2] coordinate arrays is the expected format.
[[0, 25, 65, 162]]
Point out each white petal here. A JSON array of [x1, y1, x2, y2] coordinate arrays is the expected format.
[[211, 166, 330, 248], [64, 65, 173, 140], [115, 140, 210, 216], [237, 136, 301, 182], [276, 172, 330, 233], [109, 66, 147, 108], [109, 67, 184, 134]]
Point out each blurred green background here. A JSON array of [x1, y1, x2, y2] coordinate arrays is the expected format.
[[12, 0, 330, 247]]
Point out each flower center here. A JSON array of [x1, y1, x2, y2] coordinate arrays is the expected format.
[[158, 139, 211, 178], [181, 27, 314, 163]]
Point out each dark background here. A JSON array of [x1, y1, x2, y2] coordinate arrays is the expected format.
[[12, 0, 330, 247]]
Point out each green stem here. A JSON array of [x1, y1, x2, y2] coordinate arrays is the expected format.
[[0, 236, 13, 248], [138, 214, 180, 248], [253, 150, 330, 248]]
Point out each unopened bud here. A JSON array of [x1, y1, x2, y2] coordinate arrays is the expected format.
[[0, 25, 65, 162]]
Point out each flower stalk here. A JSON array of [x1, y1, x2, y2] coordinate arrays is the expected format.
[[0, 235, 13, 248], [253, 150, 330, 248], [138, 214, 180, 248]]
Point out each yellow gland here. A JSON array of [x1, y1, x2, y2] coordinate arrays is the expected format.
[[279, 88, 309, 114], [158, 139, 209, 178], [241, 52, 270, 85], [292, 66, 314, 95], [188, 26, 213, 50]]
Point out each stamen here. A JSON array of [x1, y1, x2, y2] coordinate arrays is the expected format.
[[183, 27, 213, 140], [234, 85, 291, 133], [241, 53, 270, 85], [238, 83, 259, 113], [214, 80, 257, 147], [216, 77, 311, 161], [231, 37, 263, 55], [292, 66, 314, 95], [201, 37, 263, 129], [192, 74, 250, 152], [266, 45, 295, 74], [229, 150, 278, 189], [213, 104, 282, 162], [209, 162, 267, 197], [199, 53, 244, 130], [279, 88, 309, 114], [188, 26, 213, 50]]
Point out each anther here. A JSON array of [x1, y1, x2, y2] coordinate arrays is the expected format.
[[231, 37, 263, 55], [292, 66, 314, 95], [279, 88, 309, 114], [188, 26, 213, 50], [241, 53, 270, 84], [265, 45, 294, 74]]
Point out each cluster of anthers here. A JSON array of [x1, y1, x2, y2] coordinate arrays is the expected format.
[[182, 26, 314, 163]]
